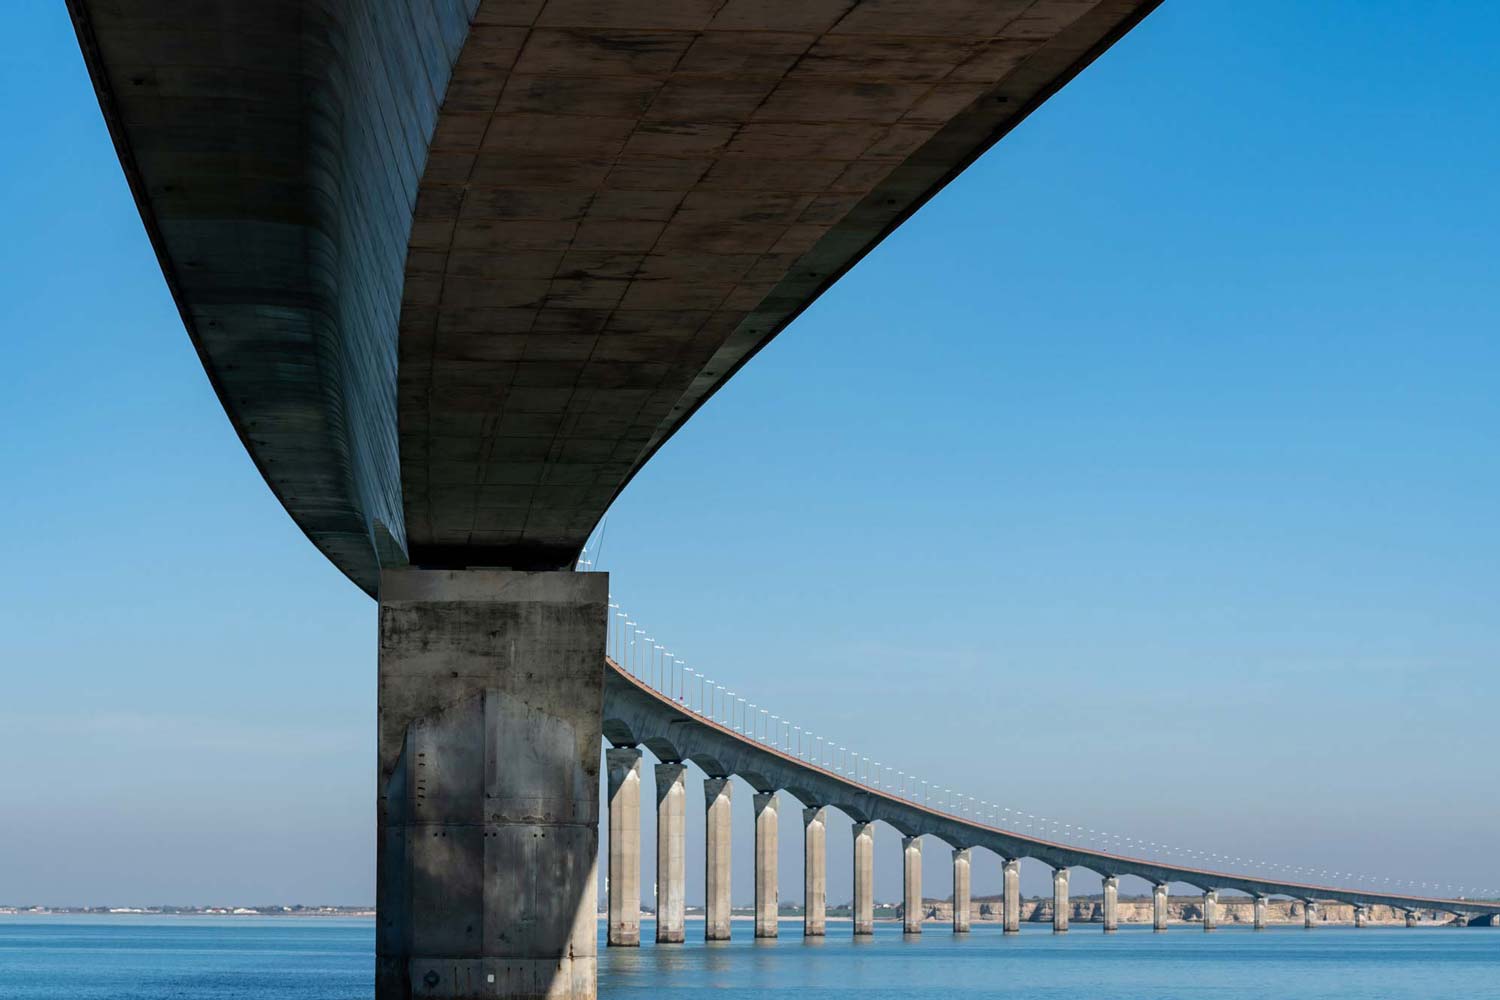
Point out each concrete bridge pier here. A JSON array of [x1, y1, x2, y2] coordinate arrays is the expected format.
[[902, 836, 923, 934], [753, 792, 780, 938], [952, 849, 971, 933], [1253, 895, 1268, 931], [1052, 867, 1070, 933], [654, 763, 687, 944], [376, 569, 605, 1000], [1354, 905, 1369, 928], [1405, 910, 1418, 928], [803, 807, 827, 937], [1101, 876, 1119, 933], [1003, 859, 1021, 934], [605, 747, 643, 947], [1202, 890, 1218, 932], [1152, 883, 1169, 932], [1303, 900, 1318, 929], [852, 822, 875, 936], [704, 778, 733, 941]]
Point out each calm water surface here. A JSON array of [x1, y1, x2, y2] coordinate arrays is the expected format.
[[2, 915, 1497, 999]]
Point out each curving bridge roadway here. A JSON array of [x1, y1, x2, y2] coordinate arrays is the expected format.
[[602, 656, 1500, 939]]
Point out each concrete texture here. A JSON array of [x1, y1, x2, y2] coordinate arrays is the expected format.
[[71, 0, 1164, 590], [753, 792, 780, 938], [1254, 894, 1268, 931], [605, 747, 643, 947], [376, 568, 604, 1000], [852, 822, 875, 936], [952, 849, 972, 934], [1355, 905, 1369, 928], [1101, 875, 1119, 933], [1153, 883, 1169, 932], [601, 660, 1500, 927], [803, 807, 828, 937], [1305, 901, 1319, 929], [1052, 868, 1070, 933], [654, 762, 687, 944], [1202, 889, 1218, 932], [704, 777, 732, 941], [1003, 859, 1021, 934], [902, 836, 924, 934]]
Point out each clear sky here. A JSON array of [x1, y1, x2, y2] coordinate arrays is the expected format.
[[2, 1, 1497, 908]]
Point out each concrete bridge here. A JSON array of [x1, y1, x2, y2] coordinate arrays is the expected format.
[[64, 1, 1495, 997], [601, 654, 1500, 939]]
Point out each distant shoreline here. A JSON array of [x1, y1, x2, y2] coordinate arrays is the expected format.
[[0, 908, 374, 918]]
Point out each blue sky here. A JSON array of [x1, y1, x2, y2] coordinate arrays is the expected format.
[[2, 1, 1497, 907]]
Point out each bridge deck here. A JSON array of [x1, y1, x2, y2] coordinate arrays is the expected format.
[[603, 657, 1497, 918]]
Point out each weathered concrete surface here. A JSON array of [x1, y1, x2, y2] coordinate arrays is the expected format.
[[902, 836, 923, 934], [68, 0, 481, 594], [753, 792, 780, 938], [1202, 889, 1218, 932], [71, 0, 1164, 590], [605, 747, 643, 946], [377, 568, 604, 1000], [1003, 859, 1021, 933], [654, 762, 687, 944], [1102, 875, 1119, 933], [704, 777, 733, 941], [1052, 868, 1070, 933], [952, 849, 972, 934], [853, 822, 875, 936], [1154, 883, 1169, 931], [804, 807, 828, 937], [602, 661, 1500, 924]]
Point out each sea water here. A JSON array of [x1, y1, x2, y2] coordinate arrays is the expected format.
[[1, 915, 1496, 999]]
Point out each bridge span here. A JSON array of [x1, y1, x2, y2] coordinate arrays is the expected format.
[[66, 1, 1495, 996], [601, 655, 1500, 940]]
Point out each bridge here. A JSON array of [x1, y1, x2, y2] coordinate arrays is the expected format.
[[64, 1, 1493, 998], [600, 641, 1500, 942]]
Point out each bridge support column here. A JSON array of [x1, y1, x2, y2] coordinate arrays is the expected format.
[[1405, 910, 1417, 928], [654, 762, 687, 944], [1153, 883, 1169, 932], [1052, 867, 1070, 933], [1355, 905, 1368, 928], [754, 792, 780, 938], [1253, 895, 1268, 931], [1202, 890, 1217, 932], [1003, 859, 1021, 934], [902, 836, 923, 934], [852, 822, 875, 936], [705, 777, 733, 941], [605, 747, 643, 946], [1102, 876, 1119, 933], [952, 849, 971, 933], [376, 568, 604, 1000], [803, 807, 827, 937], [1303, 900, 1318, 929]]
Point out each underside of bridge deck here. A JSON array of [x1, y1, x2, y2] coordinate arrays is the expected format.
[[71, 0, 1161, 595]]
